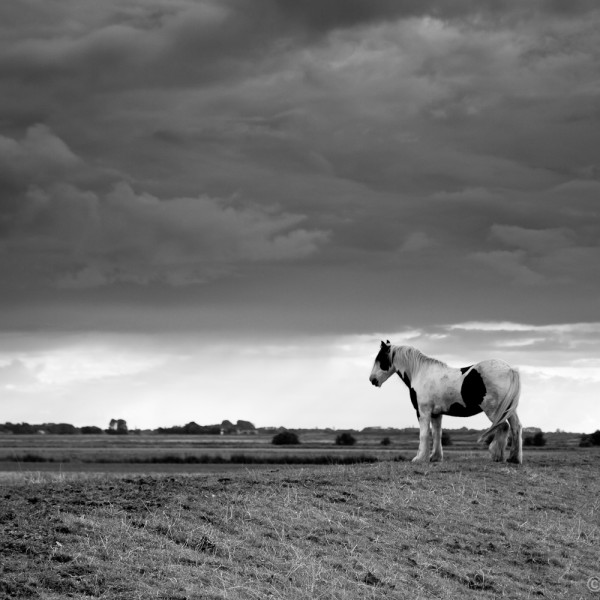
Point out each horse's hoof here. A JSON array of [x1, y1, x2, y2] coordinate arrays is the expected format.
[[412, 456, 429, 463]]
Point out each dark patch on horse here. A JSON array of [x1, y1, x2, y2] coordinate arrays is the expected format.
[[409, 388, 420, 418], [396, 372, 419, 417], [462, 368, 487, 403], [446, 368, 487, 417], [460, 365, 472, 374], [375, 343, 392, 371], [397, 371, 411, 388]]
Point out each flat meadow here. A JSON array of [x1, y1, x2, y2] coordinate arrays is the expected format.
[[0, 431, 408, 470], [0, 432, 598, 599]]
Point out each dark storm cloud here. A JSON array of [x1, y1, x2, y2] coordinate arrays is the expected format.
[[0, 0, 599, 333], [0, 131, 328, 288], [267, 0, 600, 33], [3, 0, 598, 94]]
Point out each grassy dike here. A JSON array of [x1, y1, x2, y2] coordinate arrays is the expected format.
[[1, 452, 598, 599]]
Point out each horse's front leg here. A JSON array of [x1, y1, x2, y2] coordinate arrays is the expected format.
[[412, 411, 432, 462], [430, 414, 443, 462], [507, 412, 523, 464]]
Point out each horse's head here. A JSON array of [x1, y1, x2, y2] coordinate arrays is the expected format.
[[369, 340, 396, 387]]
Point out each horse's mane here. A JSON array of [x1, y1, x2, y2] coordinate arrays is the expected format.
[[393, 346, 446, 378]]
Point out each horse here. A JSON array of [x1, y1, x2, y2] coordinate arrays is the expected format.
[[369, 341, 523, 464]]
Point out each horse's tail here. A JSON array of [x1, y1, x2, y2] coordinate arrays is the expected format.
[[478, 367, 521, 443]]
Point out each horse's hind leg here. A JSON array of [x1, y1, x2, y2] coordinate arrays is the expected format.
[[430, 414, 443, 462], [488, 422, 509, 462], [507, 412, 523, 464]]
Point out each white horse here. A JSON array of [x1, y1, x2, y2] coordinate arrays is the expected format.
[[369, 342, 522, 463]]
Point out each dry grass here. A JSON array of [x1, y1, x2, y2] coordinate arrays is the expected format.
[[1, 451, 598, 599]]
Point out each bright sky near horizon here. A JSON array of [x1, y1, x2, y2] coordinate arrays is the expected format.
[[0, 1, 599, 432]]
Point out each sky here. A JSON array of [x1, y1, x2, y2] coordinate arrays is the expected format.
[[0, 0, 599, 433]]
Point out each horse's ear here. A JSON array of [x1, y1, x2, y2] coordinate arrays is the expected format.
[[386, 340, 391, 345]]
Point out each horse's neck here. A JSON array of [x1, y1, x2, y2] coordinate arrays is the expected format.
[[393, 346, 422, 379]]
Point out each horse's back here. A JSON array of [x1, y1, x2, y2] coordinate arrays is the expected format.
[[474, 358, 514, 375], [473, 359, 519, 399]]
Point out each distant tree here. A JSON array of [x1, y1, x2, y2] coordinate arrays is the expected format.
[[272, 431, 300, 445], [157, 424, 182, 434], [155, 423, 221, 435], [221, 420, 235, 434], [47, 423, 77, 435], [182, 421, 203, 434], [9, 422, 36, 434], [81, 426, 103, 434], [381, 437, 391, 446], [335, 432, 356, 446], [236, 420, 256, 432], [524, 431, 546, 447], [203, 424, 222, 435], [107, 419, 128, 435], [441, 431, 453, 446], [579, 430, 600, 447]]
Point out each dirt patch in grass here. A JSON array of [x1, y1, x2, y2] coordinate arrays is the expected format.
[[1, 452, 598, 599]]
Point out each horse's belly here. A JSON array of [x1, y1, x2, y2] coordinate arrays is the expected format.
[[430, 367, 487, 417], [443, 403, 484, 417]]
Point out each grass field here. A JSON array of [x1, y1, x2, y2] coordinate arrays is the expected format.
[[0, 429, 586, 470], [1, 440, 598, 599]]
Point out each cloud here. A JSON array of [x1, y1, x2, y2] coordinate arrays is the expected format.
[[450, 322, 536, 332], [448, 321, 600, 334], [21, 342, 168, 386], [2, 179, 329, 288], [443, 321, 600, 369], [0, 124, 81, 186], [0, 2, 599, 326], [0, 358, 40, 391], [490, 225, 572, 253], [399, 231, 435, 253], [479, 221, 600, 285], [469, 250, 547, 286]]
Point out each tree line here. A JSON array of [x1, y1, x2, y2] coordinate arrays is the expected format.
[[2, 421, 599, 448], [0, 419, 257, 436]]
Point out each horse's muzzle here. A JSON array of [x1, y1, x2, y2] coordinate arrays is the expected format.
[[370, 377, 379, 387]]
